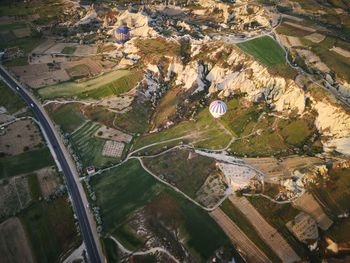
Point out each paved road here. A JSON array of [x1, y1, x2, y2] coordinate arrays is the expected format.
[[0, 66, 102, 263]]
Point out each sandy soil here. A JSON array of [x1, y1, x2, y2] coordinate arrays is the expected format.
[[293, 193, 333, 230], [305, 33, 325, 43], [11, 64, 70, 89], [0, 217, 34, 263], [284, 21, 316, 32], [330, 47, 350, 58], [36, 167, 59, 198], [296, 49, 330, 73], [73, 45, 97, 56], [243, 156, 323, 180], [0, 119, 42, 155], [210, 208, 271, 263], [95, 126, 132, 143], [279, 35, 302, 48]]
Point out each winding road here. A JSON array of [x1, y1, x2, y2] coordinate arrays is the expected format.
[[0, 66, 103, 263]]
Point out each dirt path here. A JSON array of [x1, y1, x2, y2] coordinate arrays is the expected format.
[[109, 236, 180, 263], [228, 195, 300, 263], [210, 208, 271, 263]]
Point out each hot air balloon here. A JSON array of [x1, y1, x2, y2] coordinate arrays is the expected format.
[[209, 100, 227, 118], [114, 25, 130, 44]]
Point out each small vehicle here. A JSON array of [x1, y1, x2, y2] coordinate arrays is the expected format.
[[30, 103, 35, 108], [16, 86, 20, 91]]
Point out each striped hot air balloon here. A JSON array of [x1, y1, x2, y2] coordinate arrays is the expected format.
[[209, 100, 227, 118]]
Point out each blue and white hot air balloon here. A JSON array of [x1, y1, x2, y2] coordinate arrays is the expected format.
[[114, 25, 130, 44], [209, 100, 227, 118]]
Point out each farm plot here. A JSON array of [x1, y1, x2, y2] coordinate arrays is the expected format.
[[70, 121, 119, 168], [38, 70, 139, 99], [0, 119, 43, 156], [0, 147, 54, 179], [0, 81, 27, 114], [0, 217, 34, 263], [237, 36, 286, 66], [36, 167, 60, 198], [10, 64, 70, 89], [47, 103, 86, 134], [142, 148, 227, 207], [0, 175, 32, 220], [91, 159, 232, 262], [19, 197, 79, 263]]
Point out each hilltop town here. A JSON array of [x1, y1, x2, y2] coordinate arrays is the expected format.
[[0, 0, 350, 262]]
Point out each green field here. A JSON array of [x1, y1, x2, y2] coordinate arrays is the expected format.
[[61, 46, 76, 55], [279, 118, 315, 146], [114, 101, 152, 134], [102, 238, 120, 263], [237, 36, 286, 66], [0, 81, 27, 114], [312, 168, 350, 217], [20, 198, 79, 263], [133, 108, 232, 152], [221, 199, 282, 263], [38, 70, 142, 99], [143, 149, 217, 199], [70, 121, 118, 168], [0, 148, 54, 179], [91, 159, 232, 261], [48, 103, 86, 134]]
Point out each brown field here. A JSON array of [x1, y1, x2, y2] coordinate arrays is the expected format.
[[293, 193, 333, 231], [36, 167, 59, 198], [210, 208, 271, 263], [229, 196, 300, 263], [0, 175, 31, 219], [284, 21, 316, 33], [304, 33, 325, 43], [10, 64, 70, 89], [243, 156, 323, 181], [0, 217, 34, 263], [0, 119, 42, 156], [94, 126, 132, 143]]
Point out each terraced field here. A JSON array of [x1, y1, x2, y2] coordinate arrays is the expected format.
[[38, 70, 143, 99], [70, 122, 119, 168]]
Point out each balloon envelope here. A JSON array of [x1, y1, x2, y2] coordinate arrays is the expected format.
[[209, 100, 227, 118]]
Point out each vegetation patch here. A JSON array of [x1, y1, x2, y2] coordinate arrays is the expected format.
[[102, 238, 120, 263], [143, 149, 217, 199], [91, 159, 231, 261], [0, 81, 26, 114], [70, 121, 118, 168], [133, 108, 232, 152], [19, 197, 79, 263], [38, 70, 134, 99], [0, 148, 54, 179], [61, 46, 76, 55], [47, 103, 86, 134], [237, 36, 286, 66], [114, 101, 152, 134]]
